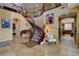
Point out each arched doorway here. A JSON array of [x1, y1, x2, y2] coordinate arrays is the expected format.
[[58, 12, 77, 46], [12, 18, 20, 43]]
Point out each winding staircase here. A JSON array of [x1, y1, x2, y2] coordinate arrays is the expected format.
[[0, 4, 45, 44], [31, 25, 45, 44], [20, 15, 45, 44]]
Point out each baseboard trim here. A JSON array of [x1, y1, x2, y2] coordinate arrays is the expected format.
[[0, 40, 12, 47]]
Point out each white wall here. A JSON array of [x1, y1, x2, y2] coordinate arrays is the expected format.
[[33, 14, 44, 28]]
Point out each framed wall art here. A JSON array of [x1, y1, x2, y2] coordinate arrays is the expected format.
[[46, 13, 54, 24], [1, 18, 10, 28]]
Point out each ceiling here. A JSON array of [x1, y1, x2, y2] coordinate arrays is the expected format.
[[21, 3, 43, 9], [14, 3, 61, 12], [0, 3, 61, 12], [0, 3, 79, 12], [10, 3, 43, 12], [16, 3, 79, 10], [0, 3, 79, 17], [0, 3, 62, 17]]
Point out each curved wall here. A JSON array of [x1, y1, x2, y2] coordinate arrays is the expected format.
[[0, 9, 32, 41]]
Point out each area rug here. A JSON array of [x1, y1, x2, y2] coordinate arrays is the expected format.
[[22, 41, 38, 48]]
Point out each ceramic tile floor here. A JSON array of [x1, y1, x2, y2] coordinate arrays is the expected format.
[[0, 36, 79, 56]]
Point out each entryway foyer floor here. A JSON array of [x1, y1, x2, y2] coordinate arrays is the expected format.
[[0, 36, 79, 56]]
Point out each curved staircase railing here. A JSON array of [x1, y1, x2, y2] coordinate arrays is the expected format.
[[0, 4, 45, 44], [18, 8, 45, 44]]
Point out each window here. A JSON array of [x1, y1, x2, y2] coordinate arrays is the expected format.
[[64, 23, 72, 30]]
